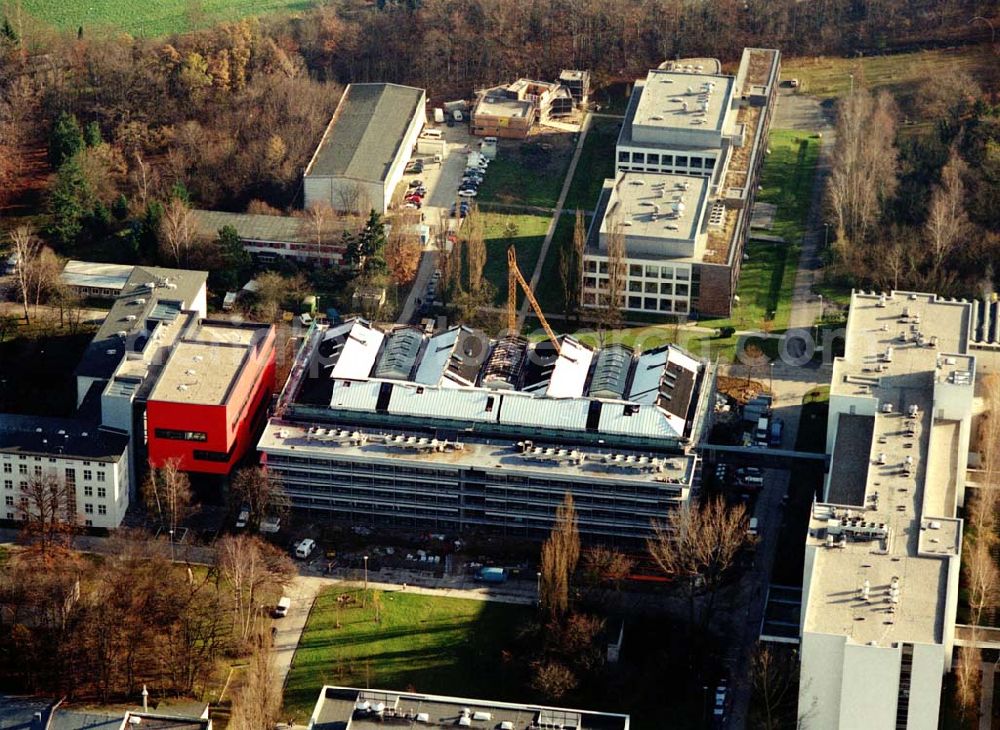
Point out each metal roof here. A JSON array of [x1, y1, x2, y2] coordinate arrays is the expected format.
[[189, 209, 317, 245], [373, 328, 423, 380], [588, 344, 633, 399], [305, 83, 425, 183], [61, 260, 133, 292]]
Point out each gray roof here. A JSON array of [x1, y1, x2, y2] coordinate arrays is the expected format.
[[75, 266, 207, 382], [190, 210, 314, 246], [0, 695, 54, 729], [306, 83, 424, 183], [0, 413, 128, 461], [311, 686, 629, 730]]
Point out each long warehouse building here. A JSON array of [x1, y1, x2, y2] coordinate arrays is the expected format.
[[258, 319, 714, 542]]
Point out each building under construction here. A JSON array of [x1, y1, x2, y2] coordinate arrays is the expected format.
[[258, 316, 714, 542]]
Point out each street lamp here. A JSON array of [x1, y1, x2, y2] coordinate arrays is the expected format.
[[536, 571, 542, 607], [363, 555, 369, 592], [848, 73, 854, 95], [823, 222, 830, 249], [168, 528, 175, 562], [769, 361, 774, 397]]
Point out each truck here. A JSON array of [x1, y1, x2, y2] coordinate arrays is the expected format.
[[754, 416, 769, 447], [769, 418, 784, 448], [477, 567, 508, 584], [433, 108, 445, 123]]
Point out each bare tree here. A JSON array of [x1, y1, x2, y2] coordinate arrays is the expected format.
[[143, 458, 194, 544], [9, 226, 41, 323], [647, 496, 751, 633], [302, 201, 336, 254], [464, 204, 486, 295], [582, 545, 634, 589], [827, 89, 898, 251], [955, 641, 981, 721], [530, 660, 577, 701], [539, 492, 580, 621], [925, 150, 969, 274], [384, 209, 423, 286], [230, 466, 289, 533], [217, 534, 295, 642], [17, 474, 77, 556], [160, 197, 195, 265], [229, 630, 282, 730], [748, 644, 801, 730]]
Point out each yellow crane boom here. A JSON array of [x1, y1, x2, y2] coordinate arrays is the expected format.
[[507, 246, 560, 354]]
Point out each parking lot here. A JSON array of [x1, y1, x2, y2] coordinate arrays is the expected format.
[[396, 122, 490, 233]]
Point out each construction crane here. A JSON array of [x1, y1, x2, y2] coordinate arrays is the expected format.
[[507, 246, 560, 355]]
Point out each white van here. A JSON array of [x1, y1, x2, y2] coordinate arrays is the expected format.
[[421, 128, 442, 139], [294, 538, 316, 559], [273, 596, 291, 618], [452, 109, 464, 122], [748, 517, 759, 537]]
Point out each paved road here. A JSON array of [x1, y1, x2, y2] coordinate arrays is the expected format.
[[273, 575, 326, 690], [396, 249, 438, 325], [516, 113, 592, 327], [981, 661, 995, 730]]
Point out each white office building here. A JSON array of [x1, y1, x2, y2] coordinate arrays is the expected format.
[[0, 414, 130, 529], [799, 291, 976, 729]]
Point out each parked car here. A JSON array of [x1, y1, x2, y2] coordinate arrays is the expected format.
[[259, 516, 281, 533], [408, 179, 424, 188], [458, 189, 477, 198], [294, 538, 317, 559], [273, 596, 291, 618], [235, 504, 250, 529], [452, 109, 464, 122]]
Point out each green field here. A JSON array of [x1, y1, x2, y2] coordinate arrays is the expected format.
[[477, 136, 574, 210], [282, 588, 530, 721], [482, 212, 552, 306], [563, 117, 621, 212], [18, 0, 315, 37], [782, 44, 1000, 101], [700, 129, 821, 333]]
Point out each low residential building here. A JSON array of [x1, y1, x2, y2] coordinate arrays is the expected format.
[[306, 686, 629, 729], [189, 209, 354, 266], [60, 260, 134, 299], [146, 319, 275, 474], [0, 413, 129, 529], [258, 319, 713, 543], [304, 82, 426, 215], [798, 291, 975, 730], [560, 68, 591, 106], [583, 48, 780, 318], [471, 78, 574, 138]]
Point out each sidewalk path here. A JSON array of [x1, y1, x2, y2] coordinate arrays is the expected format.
[[274, 576, 326, 690], [517, 113, 592, 327]]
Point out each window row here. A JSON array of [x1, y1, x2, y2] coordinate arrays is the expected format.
[[583, 260, 689, 281], [617, 151, 715, 169]]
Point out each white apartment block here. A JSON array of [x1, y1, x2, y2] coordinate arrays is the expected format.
[[799, 291, 976, 729], [0, 415, 130, 530]]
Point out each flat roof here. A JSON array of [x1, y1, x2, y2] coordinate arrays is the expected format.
[[61, 260, 134, 292], [0, 414, 128, 462], [825, 413, 874, 506], [311, 687, 629, 730], [75, 266, 207, 382], [474, 94, 533, 119], [633, 69, 733, 134], [305, 83, 424, 182], [147, 320, 271, 406], [600, 172, 708, 246], [804, 291, 971, 645]]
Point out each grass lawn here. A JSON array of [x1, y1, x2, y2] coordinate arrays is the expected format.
[[482, 212, 552, 306], [282, 588, 531, 721], [781, 44, 1000, 100], [563, 117, 622, 211], [476, 136, 574, 210], [700, 129, 821, 333], [20, 0, 316, 36], [534, 214, 580, 315]]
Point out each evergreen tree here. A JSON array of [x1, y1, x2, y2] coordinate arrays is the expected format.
[[0, 16, 18, 45], [84, 121, 103, 147], [47, 158, 92, 247], [214, 225, 251, 290], [48, 112, 84, 167], [111, 194, 130, 221]]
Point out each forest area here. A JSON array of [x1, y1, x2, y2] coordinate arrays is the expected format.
[[0, 0, 997, 310]]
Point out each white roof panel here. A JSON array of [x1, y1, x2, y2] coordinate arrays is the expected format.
[[598, 403, 681, 439], [628, 349, 669, 405], [546, 338, 595, 399], [413, 328, 460, 385], [331, 321, 385, 380], [498, 393, 590, 430], [388, 383, 496, 421]]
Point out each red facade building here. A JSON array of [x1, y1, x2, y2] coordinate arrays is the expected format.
[[146, 320, 276, 474]]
